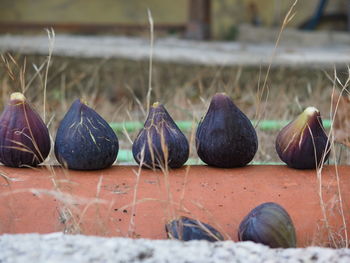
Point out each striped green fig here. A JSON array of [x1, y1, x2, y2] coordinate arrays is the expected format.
[[238, 202, 297, 248]]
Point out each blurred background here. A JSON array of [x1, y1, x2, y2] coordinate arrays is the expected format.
[[0, 0, 350, 165], [1, 0, 350, 39]]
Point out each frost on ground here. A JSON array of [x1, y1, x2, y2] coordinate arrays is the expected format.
[[0, 233, 350, 263]]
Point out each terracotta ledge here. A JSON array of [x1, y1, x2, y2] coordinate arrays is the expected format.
[[0, 165, 349, 247]]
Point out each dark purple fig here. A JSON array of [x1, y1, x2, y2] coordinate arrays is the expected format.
[[238, 202, 297, 248], [196, 93, 258, 168], [54, 99, 118, 170], [0, 92, 50, 167], [275, 107, 330, 169], [132, 102, 189, 169], [166, 216, 224, 242]]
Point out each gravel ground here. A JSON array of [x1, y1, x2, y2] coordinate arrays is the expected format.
[[1, 233, 350, 263]]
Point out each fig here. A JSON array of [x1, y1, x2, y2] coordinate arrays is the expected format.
[[238, 202, 297, 248], [165, 216, 224, 242], [0, 92, 50, 167], [132, 102, 189, 169], [275, 107, 330, 169], [196, 93, 258, 168], [54, 99, 119, 170]]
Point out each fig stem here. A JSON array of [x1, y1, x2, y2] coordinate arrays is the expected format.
[[10, 92, 26, 102], [304, 106, 319, 116], [152, 102, 160, 108]]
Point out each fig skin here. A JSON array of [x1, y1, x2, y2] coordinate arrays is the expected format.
[[196, 93, 258, 168], [54, 99, 119, 170], [275, 107, 330, 169], [132, 103, 189, 169], [238, 202, 297, 248], [0, 92, 50, 167], [165, 216, 224, 242]]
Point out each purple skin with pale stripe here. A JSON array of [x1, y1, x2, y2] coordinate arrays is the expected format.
[[0, 94, 50, 167], [54, 99, 119, 170], [132, 103, 189, 169], [238, 202, 297, 248], [275, 107, 330, 169]]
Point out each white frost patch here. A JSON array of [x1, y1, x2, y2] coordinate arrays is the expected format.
[[0, 233, 350, 263]]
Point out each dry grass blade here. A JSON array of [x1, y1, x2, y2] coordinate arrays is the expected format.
[[122, 123, 134, 145], [314, 66, 349, 247], [1, 54, 27, 92], [179, 116, 197, 213], [254, 0, 298, 127], [1, 54, 16, 81], [331, 89, 350, 147], [168, 217, 223, 241], [43, 28, 55, 123], [0, 188, 107, 206], [308, 124, 335, 246], [125, 84, 146, 117], [128, 147, 145, 237], [27, 63, 45, 94], [158, 129, 175, 220], [0, 170, 22, 185], [190, 200, 231, 240], [146, 8, 154, 118]]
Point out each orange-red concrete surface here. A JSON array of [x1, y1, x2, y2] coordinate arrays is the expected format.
[[0, 165, 349, 247]]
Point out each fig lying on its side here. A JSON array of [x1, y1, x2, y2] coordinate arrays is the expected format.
[[54, 99, 119, 170], [275, 107, 330, 169], [238, 202, 297, 248], [166, 216, 224, 242], [196, 93, 258, 168], [0, 92, 50, 167], [132, 102, 189, 169]]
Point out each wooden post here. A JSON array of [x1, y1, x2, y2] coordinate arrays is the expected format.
[[186, 0, 211, 40]]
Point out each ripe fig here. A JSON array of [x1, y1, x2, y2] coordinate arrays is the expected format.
[[196, 93, 258, 168], [238, 202, 297, 248], [54, 99, 119, 170], [166, 216, 224, 242], [132, 102, 189, 169], [275, 107, 330, 169], [0, 92, 50, 167]]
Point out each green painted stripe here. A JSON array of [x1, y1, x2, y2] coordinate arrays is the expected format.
[[110, 119, 332, 133], [117, 149, 135, 162], [114, 119, 332, 163], [117, 149, 285, 165]]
